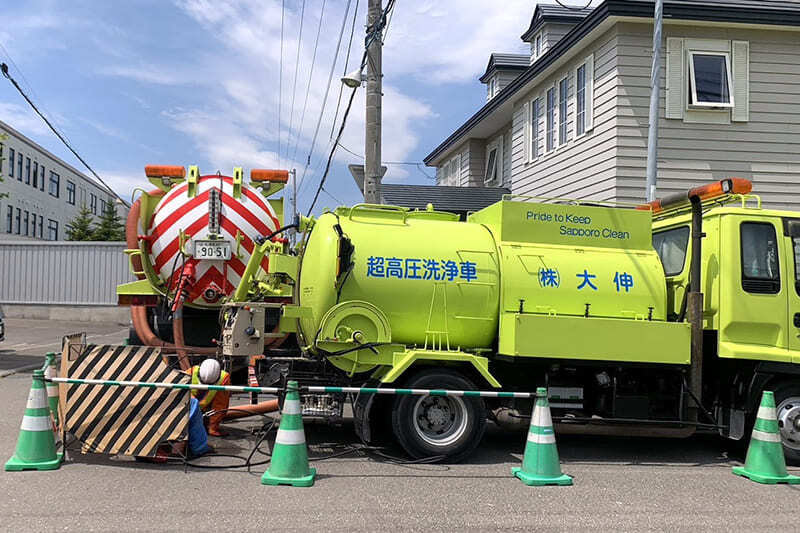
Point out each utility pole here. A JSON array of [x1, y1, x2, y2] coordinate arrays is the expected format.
[[645, 0, 663, 202], [363, 0, 383, 204]]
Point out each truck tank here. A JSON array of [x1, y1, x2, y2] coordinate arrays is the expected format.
[[298, 205, 501, 350]]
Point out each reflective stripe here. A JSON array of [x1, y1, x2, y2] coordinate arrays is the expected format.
[[752, 429, 781, 443], [26, 391, 49, 410], [282, 399, 302, 415], [531, 405, 553, 428], [275, 428, 306, 445], [21, 415, 53, 432], [757, 406, 777, 421], [527, 432, 556, 444]]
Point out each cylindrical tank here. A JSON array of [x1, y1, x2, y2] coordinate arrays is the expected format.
[[145, 175, 280, 307], [298, 205, 501, 349]]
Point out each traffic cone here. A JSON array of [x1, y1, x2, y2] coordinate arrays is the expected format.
[[261, 381, 316, 487], [5, 370, 62, 471], [43, 352, 60, 428], [512, 387, 572, 486], [733, 390, 800, 485]]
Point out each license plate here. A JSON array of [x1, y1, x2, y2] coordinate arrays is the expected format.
[[194, 240, 231, 260]]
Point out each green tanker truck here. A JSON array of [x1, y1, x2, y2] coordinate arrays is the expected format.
[[121, 171, 800, 462]]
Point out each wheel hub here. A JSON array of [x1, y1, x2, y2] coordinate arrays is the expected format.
[[776, 397, 800, 451], [413, 395, 468, 447]]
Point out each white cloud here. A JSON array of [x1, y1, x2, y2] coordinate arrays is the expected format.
[[0, 102, 53, 137]]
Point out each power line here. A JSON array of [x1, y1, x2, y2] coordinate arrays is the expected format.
[[284, 0, 307, 166], [277, 0, 285, 168], [296, 0, 353, 194], [1, 62, 128, 207], [306, 87, 357, 216], [288, 0, 328, 167], [330, 0, 360, 141]]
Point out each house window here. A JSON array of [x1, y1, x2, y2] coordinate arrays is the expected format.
[[49, 171, 60, 197], [558, 77, 568, 145], [25, 157, 31, 184], [47, 219, 58, 241], [38, 215, 43, 239], [33, 161, 38, 188], [689, 52, 732, 107], [741, 222, 779, 294], [67, 181, 76, 205], [15, 208, 21, 234], [23, 210, 29, 236], [485, 137, 502, 185], [546, 87, 556, 152], [530, 98, 541, 160], [535, 33, 542, 59], [39, 166, 45, 191], [100, 199, 108, 214], [576, 64, 587, 137], [7, 148, 13, 178], [17, 153, 22, 180], [90, 193, 98, 214], [5, 205, 12, 233]]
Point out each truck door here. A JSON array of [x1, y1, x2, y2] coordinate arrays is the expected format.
[[718, 215, 790, 362], [782, 218, 800, 363]]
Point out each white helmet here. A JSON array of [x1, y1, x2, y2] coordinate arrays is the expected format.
[[198, 359, 221, 385]]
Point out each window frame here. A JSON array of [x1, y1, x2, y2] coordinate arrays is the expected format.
[[653, 226, 691, 277], [67, 180, 76, 205], [17, 153, 22, 180], [484, 136, 503, 186], [39, 166, 45, 191], [740, 221, 780, 294], [32, 161, 38, 188], [545, 86, 556, 153], [688, 50, 734, 109], [38, 215, 43, 239], [535, 33, 542, 60], [7, 148, 12, 178], [49, 171, 60, 198], [529, 97, 541, 161], [15, 207, 21, 235], [558, 76, 568, 146], [575, 63, 587, 138], [5, 205, 12, 234], [25, 157, 31, 185], [47, 219, 58, 241]]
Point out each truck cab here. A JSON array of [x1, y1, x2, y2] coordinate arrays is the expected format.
[[653, 199, 800, 461]]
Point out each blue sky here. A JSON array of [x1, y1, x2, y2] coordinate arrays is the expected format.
[[0, 0, 538, 214]]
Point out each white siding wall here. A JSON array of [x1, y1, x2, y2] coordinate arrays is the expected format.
[[511, 27, 619, 200], [615, 22, 800, 209]]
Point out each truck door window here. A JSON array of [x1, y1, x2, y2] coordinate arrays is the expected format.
[[740, 222, 780, 294], [653, 226, 689, 276]]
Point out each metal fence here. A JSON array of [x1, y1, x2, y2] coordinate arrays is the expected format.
[[0, 241, 131, 305]]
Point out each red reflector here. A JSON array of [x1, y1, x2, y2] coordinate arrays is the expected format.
[[251, 169, 289, 183], [145, 165, 186, 178], [118, 294, 159, 307]]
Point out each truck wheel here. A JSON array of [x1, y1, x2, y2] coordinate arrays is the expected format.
[[774, 383, 800, 465], [391, 369, 486, 462]]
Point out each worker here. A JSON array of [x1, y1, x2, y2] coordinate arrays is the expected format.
[[188, 359, 230, 437]]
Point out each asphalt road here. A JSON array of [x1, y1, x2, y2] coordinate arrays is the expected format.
[[1, 318, 799, 532]]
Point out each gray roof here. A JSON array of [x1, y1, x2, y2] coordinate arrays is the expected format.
[[479, 53, 530, 83], [521, 2, 595, 42], [426, 0, 800, 166], [380, 184, 510, 213]]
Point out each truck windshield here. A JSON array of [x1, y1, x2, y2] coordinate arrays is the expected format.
[[653, 226, 690, 276]]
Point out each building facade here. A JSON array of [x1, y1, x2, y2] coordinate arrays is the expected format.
[[425, 1, 800, 210], [0, 119, 125, 241]]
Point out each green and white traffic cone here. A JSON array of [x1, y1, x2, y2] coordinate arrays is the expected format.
[[5, 370, 62, 471], [43, 352, 60, 429], [261, 381, 316, 487], [733, 390, 800, 485], [512, 387, 572, 486]]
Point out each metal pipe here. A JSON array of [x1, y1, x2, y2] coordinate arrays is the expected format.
[[687, 196, 705, 420], [645, 0, 663, 202]]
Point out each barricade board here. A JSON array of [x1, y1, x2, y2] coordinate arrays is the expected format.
[[63, 344, 189, 457]]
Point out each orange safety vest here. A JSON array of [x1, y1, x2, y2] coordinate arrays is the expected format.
[[190, 366, 230, 411]]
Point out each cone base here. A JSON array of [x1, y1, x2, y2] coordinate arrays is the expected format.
[[261, 467, 317, 487], [732, 466, 800, 485], [5, 452, 62, 472], [512, 466, 573, 486]]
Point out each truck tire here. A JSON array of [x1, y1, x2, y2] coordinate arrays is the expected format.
[[774, 383, 800, 465], [391, 369, 487, 463]]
